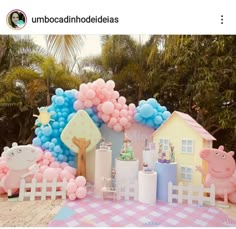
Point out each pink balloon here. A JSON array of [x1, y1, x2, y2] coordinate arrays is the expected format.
[[60, 170, 73, 181], [43, 159, 50, 165], [60, 162, 69, 169], [129, 103, 136, 111], [92, 97, 100, 105], [76, 187, 87, 199], [128, 115, 132, 121], [118, 96, 126, 105], [87, 89, 96, 99], [102, 101, 115, 114], [73, 100, 84, 110], [112, 91, 120, 99], [102, 114, 110, 123], [119, 117, 128, 126], [106, 80, 115, 89], [115, 103, 122, 110], [114, 123, 123, 132], [40, 165, 49, 173], [96, 78, 106, 87], [64, 166, 76, 176], [122, 104, 128, 110], [120, 109, 128, 116], [34, 173, 43, 182], [75, 176, 86, 187], [66, 182, 77, 193], [50, 161, 60, 168], [84, 100, 93, 108], [109, 117, 117, 125], [43, 168, 59, 182], [44, 151, 52, 159], [107, 122, 113, 128], [113, 109, 120, 117], [97, 111, 103, 118], [79, 83, 88, 93], [68, 192, 77, 201]]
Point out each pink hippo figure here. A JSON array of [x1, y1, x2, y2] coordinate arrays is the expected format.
[[196, 145, 236, 204], [0, 142, 42, 197]]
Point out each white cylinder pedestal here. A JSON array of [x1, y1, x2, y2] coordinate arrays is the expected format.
[[143, 150, 156, 170], [115, 159, 139, 200], [138, 171, 157, 204], [94, 149, 112, 196]]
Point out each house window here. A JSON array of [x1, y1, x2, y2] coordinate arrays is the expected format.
[[159, 139, 169, 152], [180, 166, 193, 182], [181, 139, 194, 154]]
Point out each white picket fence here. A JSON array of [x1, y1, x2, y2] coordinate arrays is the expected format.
[[168, 182, 215, 206], [116, 179, 138, 201], [19, 178, 67, 201]]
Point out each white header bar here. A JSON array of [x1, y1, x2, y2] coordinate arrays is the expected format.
[[0, 0, 235, 34]]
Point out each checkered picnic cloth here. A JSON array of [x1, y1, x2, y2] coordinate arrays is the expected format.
[[49, 186, 236, 227]]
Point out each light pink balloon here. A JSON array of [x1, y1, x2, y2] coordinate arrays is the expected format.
[[43, 168, 59, 182], [128, 115, 132, 121], [114, 123, 123, 132], [107, 122, 113, 128], [75, 176, 86, 187], [60, 170, 73, 181], [102, 101, 115, 114], [106, 80, 115, 89], [66, 182, 77, 193], [43, 159, 50, 165], [109, 117, 117, 125], [120, 109, 128, 116], [64, 166, 76, 176], [75, 91, 80, 99], [97, 111, 103, 118], [118, 96, 126, 105], [92, 97, 100, 105], [50, 161, 60, 168], [87, 89, 96, 99], [84, 100, 92, 108], [122, 104, 128, 110], [119, 117, 128, 126], [96, 78, 106, 87], [76, 187, 87, 199], [44, 151, 52, 159], [40, 165, 49, 173], [73, 100, 85, 110], [102, 114, 110, 123], [129, 103, 136, 111], [115, 103, 122, 110], [112, 91, 120, 99], [60, 162, 69, 169], [113, 109, 120, 117], [79, 83, 88, 93], [34, 173, 43, 182], [68, 193, 77, 201]]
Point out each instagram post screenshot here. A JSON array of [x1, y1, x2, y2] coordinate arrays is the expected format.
[[0, 0, 236, 227]]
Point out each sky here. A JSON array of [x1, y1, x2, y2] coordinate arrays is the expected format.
[[31, 35, 150, 58]]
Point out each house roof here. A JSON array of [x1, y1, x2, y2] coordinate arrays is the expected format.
[[153, 111, 216, 141]]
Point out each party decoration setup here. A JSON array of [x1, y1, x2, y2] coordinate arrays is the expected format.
[[1, 78, 236, 227]]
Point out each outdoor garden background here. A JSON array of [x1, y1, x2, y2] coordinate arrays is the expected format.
[[0, 35, 235, 158]]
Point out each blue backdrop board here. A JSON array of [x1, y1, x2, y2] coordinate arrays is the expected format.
[[155, 162, 177, 202], [100, 124, 124, 166]]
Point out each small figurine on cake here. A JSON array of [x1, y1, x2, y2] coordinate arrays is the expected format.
[[143, 162, 153, 173], [99, 138, 112, 150], [118, 133, 135, 160]]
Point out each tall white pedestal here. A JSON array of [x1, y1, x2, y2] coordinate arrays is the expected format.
[[94, 149, 112, 196], [143, 150, 156, 170], [138, 171, 157, 204], [115, 159, 139, 200]]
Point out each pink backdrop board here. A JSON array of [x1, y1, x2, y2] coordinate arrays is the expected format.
[[126, 122, 155, 169]]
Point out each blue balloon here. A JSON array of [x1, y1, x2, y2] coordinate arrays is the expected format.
[[55, 88, 64, 96], [134, 113, 142, 122], [55, 96, 65, 105], [52, 122, 59, 129], [42, 126, 53, 136], [32, 137, 42, 146], [49, 142, 55, 148], [147, 98, 159, 108], [140, 104, 154, 118], [154, 115, 163, 125], [54, 146, 62, 153], [67, 113, 75, 122], [139, 100, 146, 106], [162, 111, 171, 120]]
